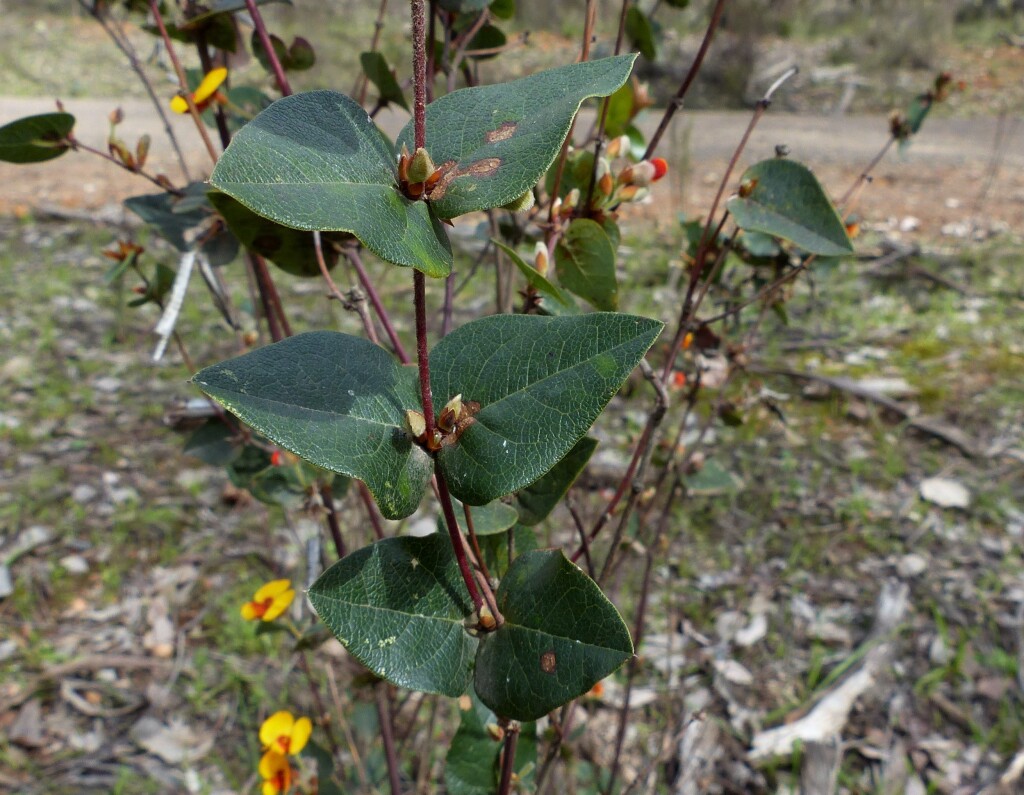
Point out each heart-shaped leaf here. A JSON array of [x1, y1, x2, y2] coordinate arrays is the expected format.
[[555, 218, 618, 311], [474, 550, 633, 720], [0, 113, 75, 164], [210, 90, 452, 277], [445, 693, 537, 795], [192, 332, 431, 519], [514, 437, 597, 526], [727, 159, 853, 256], [397, 54, 636, 219], [209, 191, 345, 277], [309, 534, 478, 697], [496, 241, 578, 316], [431, 313, 663, 505]]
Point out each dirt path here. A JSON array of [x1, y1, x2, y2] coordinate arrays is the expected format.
[[2, 95, 1022, 242]]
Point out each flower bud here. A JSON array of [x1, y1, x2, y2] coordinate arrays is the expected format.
[[563, 188, 580, 212], [606, 134, 631, 159], [407, 146, 436, 184], [597, 171, 614, 197], [533, 241, 549, 276]]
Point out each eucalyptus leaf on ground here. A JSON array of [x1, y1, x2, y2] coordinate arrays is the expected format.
[[727, 159, 853, 256], [397, 54, 636, 219], [474, 550, 633, 720], [309, 535, 478, 697], [192, 332, 431, 519], [0, 113, 75, 164], [210, 90, 452, 276], [431, 313, 663, 505]]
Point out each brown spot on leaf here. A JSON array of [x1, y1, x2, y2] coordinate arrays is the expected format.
[[540, 651, 557, 674], [485, 121, 517, 143], [426, 159, 502, 202]]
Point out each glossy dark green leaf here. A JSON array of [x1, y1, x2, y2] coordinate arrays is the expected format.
[[514, 437, 597, 525], [397, 54, 636, 219], [309, 534, 478, 696], [127, 262, 175, 307], [431, 313, 662, 505], [466, 24, 506, 60], [445, 693, 537, 794], [124, 185, 207, 252], [209, 191, 345, 277], [496, 241, 578, 316], [287, 37, 316, 71], [555, 218, 618, 311], [210, 91, 452, 277], [251, 30, 289, 72], [474, 550, 633, 720], [440, 499, 520, 537], [0, 113, 74, 164], [544, 147, 595, 200], [489, 0, 515, 20], [192, 332, 431, 519], [183, 419, 239, 466], [727, 159, 853, 257], [479, 524, 538, 580], [626, 6, 657, 60], [603, 81, 635, 139], [359, 52, 409, 112]]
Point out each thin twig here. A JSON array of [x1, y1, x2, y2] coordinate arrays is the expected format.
[[345, 246, 410, 363], [244, 0, 292, 96], [643, 0, 729, 160], [376, 684, 404, 795]]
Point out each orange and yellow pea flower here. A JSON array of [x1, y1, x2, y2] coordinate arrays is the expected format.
[[241, 579, 295, 622], [258, 749, 292, 795], [170, 67, 228, 114], [260, 710, 313, 757]]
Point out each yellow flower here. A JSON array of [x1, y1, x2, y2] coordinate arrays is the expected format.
[[241, 579, 295, 622], [170, 67, 228, 114], [258, 749, 292, 795], [260, 710, 312, 756]]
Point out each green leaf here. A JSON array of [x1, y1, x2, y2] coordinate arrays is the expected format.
[[124, 184, 208, 252], [192, 332, 431, 519], [544, 148, 595, 200], [0, 113, 74, 164], [514, 437, 597, 525], [210, 90, 452, 277], [308, 534, 478, 696], [555, 218, 618, 311], [441, 499, 520, 537], [397, 54, 636, 219], [726, 159, 853, 256], [209, 191, 345, 278], [685, 459, 743, 495], [603, 82, 636, 139], [183, 419, 239, 466], [431, 313, 662, 505], [474, 550, 633, 720], [479, 524, 538, 580], [496, 241, 578, 316], [186, 0, 290, 25], [466, 24, 506, 60], [360, 52, 410, 112], [445, 693, 537, 795], [489, 0, 515, 20], [626, 6, 657, 60]]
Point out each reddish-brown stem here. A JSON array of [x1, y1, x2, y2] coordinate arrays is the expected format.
[[147, 0, 219, 166], [840, 135, 895, 210], [375, 684, 403, 795], [357, 480, 386, 541], [345, 247, 409, 363], [249, 253, 293, 340], [462, 503, 494, 587], [412, 0, 428, 150], [244, 0, 292, 96], [413, 271, 437, 434], [497, 721, 520, 795], [316, 234, 382, 346], [195, 33, 232, 150], [320, 482, 347, 558], [643, 0, 729, 160], [435, 472, 485, 611]]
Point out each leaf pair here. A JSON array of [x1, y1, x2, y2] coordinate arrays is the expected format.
[[209, 54, 638, 277], [307, 535, 633, 722], [193, 312, 663, 518]]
